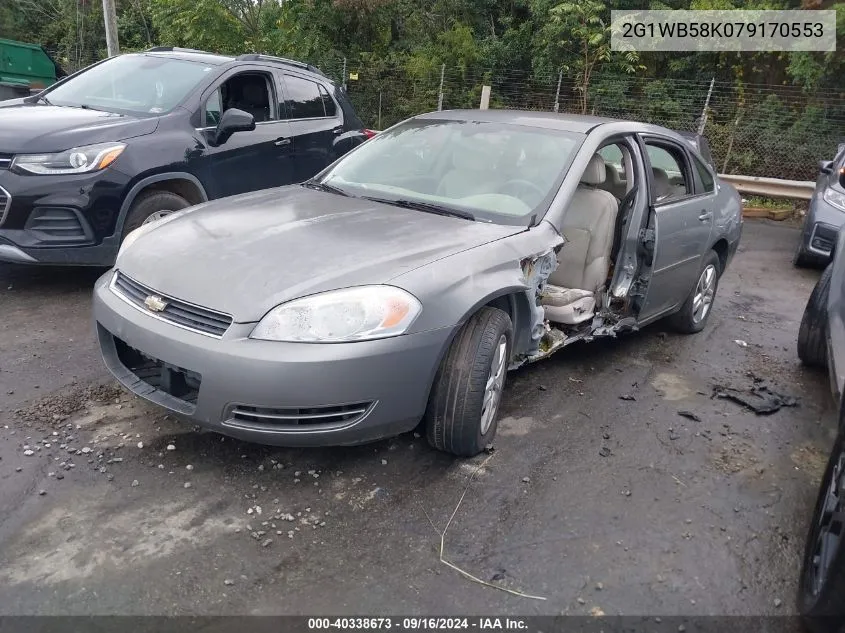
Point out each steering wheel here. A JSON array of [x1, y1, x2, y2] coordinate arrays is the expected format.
[[497, 179, 546, 203]]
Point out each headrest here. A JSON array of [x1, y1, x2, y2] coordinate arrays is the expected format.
[[242, 81, 266, 106], [580, 154, 606, 185], [652, 167, 670, 198]]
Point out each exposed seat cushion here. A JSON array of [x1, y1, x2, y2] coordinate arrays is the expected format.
[[542, 285, 595, 325]]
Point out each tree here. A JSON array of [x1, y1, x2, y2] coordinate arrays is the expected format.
[[546, 0, 640, 113]]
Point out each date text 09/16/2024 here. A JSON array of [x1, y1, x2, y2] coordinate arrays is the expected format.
[[307, 618, 528, 630]]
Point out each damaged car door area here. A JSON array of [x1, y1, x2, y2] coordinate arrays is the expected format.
[[93, 111, 740, 458]]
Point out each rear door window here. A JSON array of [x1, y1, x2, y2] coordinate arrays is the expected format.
[[282, 75, 327, 119], [692, 155, 715, 194]]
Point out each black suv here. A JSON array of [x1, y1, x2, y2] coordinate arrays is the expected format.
[[0, 47, 372, 266]]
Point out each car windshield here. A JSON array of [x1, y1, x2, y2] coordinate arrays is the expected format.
[[45, 54, 212, 116], [320, 119, 585, 225]]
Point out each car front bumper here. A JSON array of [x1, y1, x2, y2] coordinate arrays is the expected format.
[[93, 271, 452, 447], [802, 193, 845, 260]]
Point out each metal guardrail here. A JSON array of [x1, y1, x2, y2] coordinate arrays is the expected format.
[[718, 174, 815, 201]]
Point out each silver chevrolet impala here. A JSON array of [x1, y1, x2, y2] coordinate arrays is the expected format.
[[93, 110, 743, 456]]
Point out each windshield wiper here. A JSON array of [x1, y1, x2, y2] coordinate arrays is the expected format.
[[362, 196, 475, 221], [302, 180, 352, 197]]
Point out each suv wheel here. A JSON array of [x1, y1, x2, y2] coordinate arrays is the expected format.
[[425, 307, 512, 457], [799, 429, 845, 633], [122, 191, 191, 239], [798, 263, 832, 368]]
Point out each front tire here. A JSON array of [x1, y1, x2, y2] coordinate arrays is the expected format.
[[425, 307, 512, 457], [121, 191, 191, 240], [669, 250, 721, 334], [799, 429, 845, 633], [798, 264, 832, 368]]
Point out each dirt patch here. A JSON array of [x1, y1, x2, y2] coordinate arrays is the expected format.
[[651, 373, 694, 401], [13, 382, 124, 426], [791, 442, 829, 485]]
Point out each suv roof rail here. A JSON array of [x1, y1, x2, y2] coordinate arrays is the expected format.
[[235, 53, 326, 77], [145, 46, 214, 55]]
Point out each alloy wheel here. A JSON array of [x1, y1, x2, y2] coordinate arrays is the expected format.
[[692, 264, 717, 324], [480, 335, 507, 435]]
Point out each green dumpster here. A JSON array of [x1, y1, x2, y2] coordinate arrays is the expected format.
[[0, 38, 63, 100]]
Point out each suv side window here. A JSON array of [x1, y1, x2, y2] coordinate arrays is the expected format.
[[692, 154, 715, 194], [645, 143, 692, 203], [202, 71, 275, 127], [282, 75, 327, 119], [318, 84, 337, 117]]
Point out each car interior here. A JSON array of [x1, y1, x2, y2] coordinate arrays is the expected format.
[[541, 147, 635, 327], [205, 72, 273, 126]]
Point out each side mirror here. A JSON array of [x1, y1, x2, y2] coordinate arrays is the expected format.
[[820, 160, 834, 175], [214, 108, 255, 145]]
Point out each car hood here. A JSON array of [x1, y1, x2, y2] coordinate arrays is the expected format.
[[117, 186, 524, 322], [0, 104, 157, 153]]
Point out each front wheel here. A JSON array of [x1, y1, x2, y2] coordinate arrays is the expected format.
[[798, 263, 832, 368], [669, 250, 721, 334], [799, 429, 845, 633], [425, 307, 512, 457], [121, 191, 191, 240]]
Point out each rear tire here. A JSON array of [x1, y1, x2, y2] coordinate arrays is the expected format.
[[669, 250, 721, 334], [425, 307, 512, 457], [121, 191, 191, 240], [798, 263, 832, 368], [799, 428, 845, 633]]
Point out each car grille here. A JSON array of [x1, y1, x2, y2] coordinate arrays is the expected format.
[[0, 185, 10, 226], [113, 336, 201, 409], [111, 272, 233, 338], [26, 207, 89, 241], [0, 154, 11, 170], [225, 402, 374, 431]]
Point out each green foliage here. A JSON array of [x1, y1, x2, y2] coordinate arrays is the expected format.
[[0, 0, 841, 178]]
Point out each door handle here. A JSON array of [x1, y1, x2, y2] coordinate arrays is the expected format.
[[698, 210, 712, 221], [332, 126, 344, 135], [274, 137, 291, 146]]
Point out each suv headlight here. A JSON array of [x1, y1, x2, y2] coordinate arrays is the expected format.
[[250, 286, 422, 343], [824, 186, 845, 212], [12, 142, 125, 175]]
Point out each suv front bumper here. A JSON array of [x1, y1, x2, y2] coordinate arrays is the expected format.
[[0, 167, 129, 266]]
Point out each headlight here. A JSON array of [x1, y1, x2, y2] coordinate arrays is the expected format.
[[250, 286, 422, 343], [824, 186, 845, 212], [12, 142, 125, 175]]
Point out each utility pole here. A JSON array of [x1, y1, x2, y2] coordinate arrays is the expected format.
[[698, 77, 714, 135], [102, 0, 120, 57]]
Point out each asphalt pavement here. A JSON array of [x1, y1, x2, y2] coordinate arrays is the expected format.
[[0, 219, 836, 616]]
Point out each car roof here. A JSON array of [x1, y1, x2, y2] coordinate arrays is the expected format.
[[141, 48, 328, 78], [413, 109, 621, 133], [143, 49, 234, 66]]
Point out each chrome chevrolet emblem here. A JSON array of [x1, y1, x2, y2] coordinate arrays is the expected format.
[[144, 295, 168, 312]]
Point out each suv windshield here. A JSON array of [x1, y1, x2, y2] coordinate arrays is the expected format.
[[321, 119, 585, 225], [45, 54, 212, 115]]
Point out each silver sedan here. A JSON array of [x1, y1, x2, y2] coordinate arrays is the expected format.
[[93, 110, 743, 456]]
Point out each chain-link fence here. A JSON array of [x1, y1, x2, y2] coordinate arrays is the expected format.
[[320, 56, 845, 182]]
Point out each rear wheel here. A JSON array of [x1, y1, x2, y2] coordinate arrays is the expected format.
[[669, 250, 721, 334], [121, 191, 191, 239], [798, 263, 832, 368], [425, 307, 512, 457], [799, 429, 845, 633]]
